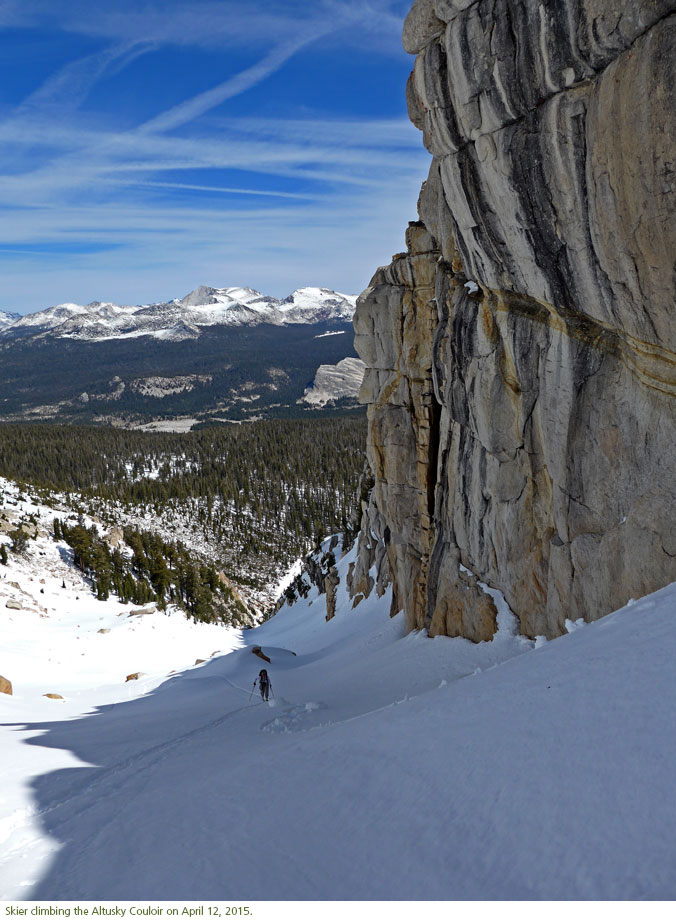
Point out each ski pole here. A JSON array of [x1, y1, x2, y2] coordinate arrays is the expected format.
[[249, 682, 256, 702]]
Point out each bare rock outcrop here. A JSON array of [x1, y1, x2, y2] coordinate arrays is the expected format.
[[351, 0, 676, 639], [324, 567, 340, 621], [274, 535, 344, 617], [104, 527, 124, 548], [0, 675, 12, 695], [301, 357, 366, 407]]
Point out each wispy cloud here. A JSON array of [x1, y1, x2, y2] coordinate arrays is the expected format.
[[20, 0, 410, 52], [121, 180, 318, 200], [19, 1, 334, 50], [0, 0, 25, 28], [0, 108, 424, 202], [216, 115, 420, 148], [0, 0, 426, 313], [15, 41, 156, 116], [139, 30, 331, 135], [0, 182, 422, 307]]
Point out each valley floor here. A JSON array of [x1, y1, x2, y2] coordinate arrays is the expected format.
[[2, 530, 676, 900]]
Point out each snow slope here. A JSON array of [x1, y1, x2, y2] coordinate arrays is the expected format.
[[2, 512, 676, 899]]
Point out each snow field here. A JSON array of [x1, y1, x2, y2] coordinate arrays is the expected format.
[[0, 479, 244, 898], [2, 494, 676, 900]]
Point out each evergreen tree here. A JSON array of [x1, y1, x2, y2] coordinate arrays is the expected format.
[[10, 529, 28, 553]]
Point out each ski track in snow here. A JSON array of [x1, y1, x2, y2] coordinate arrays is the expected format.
[[10, 700, 256, 830]]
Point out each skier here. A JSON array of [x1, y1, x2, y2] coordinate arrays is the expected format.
[[254, 668, 272, 702]]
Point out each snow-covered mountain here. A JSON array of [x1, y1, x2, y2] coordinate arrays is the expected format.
[[0, 296, 362, 425], [1, 286, 357, 343]]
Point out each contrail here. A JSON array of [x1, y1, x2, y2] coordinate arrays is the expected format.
[[139, 27, 332, 136]]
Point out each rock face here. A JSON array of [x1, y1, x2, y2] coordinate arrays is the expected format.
[[301, 357, 366, 407], [351, 0, 676, 640]]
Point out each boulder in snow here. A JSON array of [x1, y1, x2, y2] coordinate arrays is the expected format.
[[0, 675, 12, 695], [125, 672, 147, 682], [5, 599, 21, 610], [43, 693, 63, 700], [129, 607, 156, 617]]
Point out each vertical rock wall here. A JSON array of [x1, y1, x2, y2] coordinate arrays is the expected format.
[[350, 0, 676, 639]]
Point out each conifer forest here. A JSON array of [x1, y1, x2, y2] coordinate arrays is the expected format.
[[0, 417, 366, 615]]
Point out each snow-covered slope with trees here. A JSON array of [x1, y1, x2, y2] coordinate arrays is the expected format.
[[2, 485, 675, 899], [0, 286, 357, 343]]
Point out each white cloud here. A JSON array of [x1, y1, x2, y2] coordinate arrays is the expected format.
[[214, 116, 419, 148]]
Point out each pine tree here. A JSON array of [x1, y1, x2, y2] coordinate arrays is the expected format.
[[10, 529, 28, 553]]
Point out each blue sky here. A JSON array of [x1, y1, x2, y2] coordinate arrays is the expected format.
[[0, 0, 428, 314]]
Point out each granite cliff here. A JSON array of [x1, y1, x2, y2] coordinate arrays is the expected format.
[[348, 0, 676, 640]]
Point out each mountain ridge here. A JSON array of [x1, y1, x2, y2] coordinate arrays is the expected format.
[[1, 285, 357, 344], [0, 285, 361, 425]]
